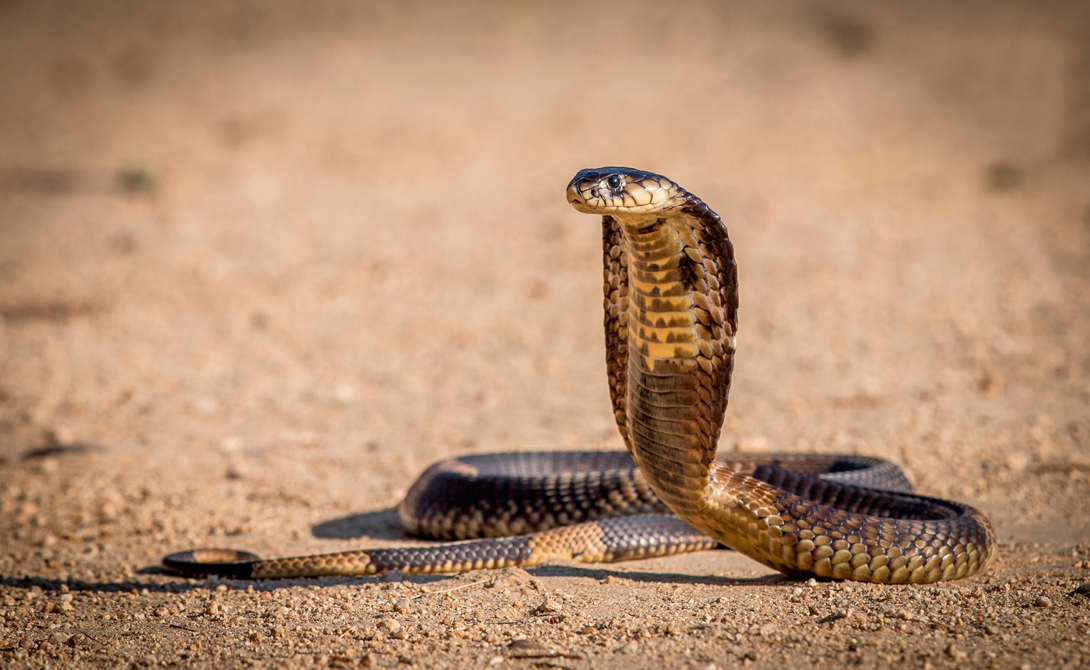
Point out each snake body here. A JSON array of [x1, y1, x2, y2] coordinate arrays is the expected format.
[[164, 168, 995, 584]]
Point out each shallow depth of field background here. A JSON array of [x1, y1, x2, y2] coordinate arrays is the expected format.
[[0, 2, 1089, 669]]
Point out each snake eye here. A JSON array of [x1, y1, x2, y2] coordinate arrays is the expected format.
[[606, 175, 622, 189]]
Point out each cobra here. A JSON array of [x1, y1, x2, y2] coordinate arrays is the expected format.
[[164, 167, 996, 584]]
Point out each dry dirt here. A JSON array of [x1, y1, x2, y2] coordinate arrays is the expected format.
[[2, 1, 1090, 669]]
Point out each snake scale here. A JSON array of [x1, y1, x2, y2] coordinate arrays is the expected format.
[[164, 168, 996, 584]]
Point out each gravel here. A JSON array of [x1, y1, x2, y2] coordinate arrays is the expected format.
[[2, 2, 1089, 670]]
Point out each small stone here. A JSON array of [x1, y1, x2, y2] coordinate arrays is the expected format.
[[360, 653, 377, 668], [380, 618, 401, 633], [215, 584, 228, 593], [535, 598, 561, 614], [985, 625, 1000, 635], [489, 657, 503, 666], [805, 578, 818, 588], [59, 594, 73, 603], [67, 633, 86, 647], [833, 608, 850, 620], [204, 602, 220, 616], [49, 632, 71, 646], [808, 605, 820, 616], [393, 598, 410, 614], [618, 641, 639, 654], [248, 631, 263, 644], [1034, 596, 1051, 608]]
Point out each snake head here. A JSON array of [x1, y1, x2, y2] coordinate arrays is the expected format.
[[566, 167, 683, 217]]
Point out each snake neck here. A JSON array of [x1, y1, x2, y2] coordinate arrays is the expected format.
[[617, 214, 735, 533]]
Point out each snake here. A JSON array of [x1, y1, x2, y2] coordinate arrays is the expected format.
[[163, 167, 996, 584]]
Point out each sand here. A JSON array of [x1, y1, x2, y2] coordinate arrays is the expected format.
[[1, 1, 1089, 668]]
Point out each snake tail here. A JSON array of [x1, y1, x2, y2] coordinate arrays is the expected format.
[[161, 515, 715, 578]]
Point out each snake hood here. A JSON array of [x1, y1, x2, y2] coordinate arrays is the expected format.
[[567, 167, 685, 218]]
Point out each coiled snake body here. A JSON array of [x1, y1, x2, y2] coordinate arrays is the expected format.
[[164, 168, 995, 584]]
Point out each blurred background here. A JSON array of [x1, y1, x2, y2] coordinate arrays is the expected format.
[[1, 0, 1088, 565]]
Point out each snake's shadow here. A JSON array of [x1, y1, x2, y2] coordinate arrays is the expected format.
[[311, 508, 408, 541]]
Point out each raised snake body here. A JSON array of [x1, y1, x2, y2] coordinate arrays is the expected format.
[[163, 168, 996, 584]]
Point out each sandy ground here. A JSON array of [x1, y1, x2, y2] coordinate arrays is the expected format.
[[2, 1, 1090, 668]]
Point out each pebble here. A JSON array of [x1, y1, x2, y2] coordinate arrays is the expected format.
[[618, 641, 639, 654], [49, 632, 71, 646], [535, 598, 561, 614], [945, 643, 967, 661], [1034, 596, 1051, 608], [380, 618, 401, 633], [393, 598, 410, 614]]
